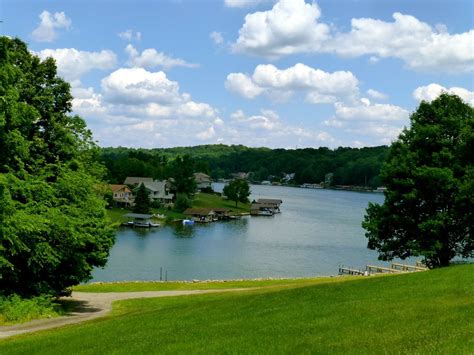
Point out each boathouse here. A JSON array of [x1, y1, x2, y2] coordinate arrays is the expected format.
[[183, 208, 216, 223]]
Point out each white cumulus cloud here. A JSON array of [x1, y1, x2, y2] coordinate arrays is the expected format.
[[367, 89, 388, 100], [125, 44, 198, 70], [232, 0, 330, 59], [232, 0, 474, 73], [31, 11, 71, 42], [226, 63, 359, 103], [413, 83, 474, 105], [35, 48, 117, 81]]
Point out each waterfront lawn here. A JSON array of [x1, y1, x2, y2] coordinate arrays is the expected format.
[[1, 264, 472, 354], [193, 192, 251, 213], [106, 208, 130, 224], [74, 276, 349, 292]]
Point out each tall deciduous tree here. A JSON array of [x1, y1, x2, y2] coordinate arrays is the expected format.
[[168, 155, 196, 196], [133, 183, 151, 214], [0, 37, 115, 296], [223, 179, 250, 207], [363, 93, 473, 267]]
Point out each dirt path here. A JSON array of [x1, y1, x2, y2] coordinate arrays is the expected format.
[[0, 288, 255, 340]]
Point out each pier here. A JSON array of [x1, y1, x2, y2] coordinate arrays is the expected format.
[[339, 262, 428, 276]]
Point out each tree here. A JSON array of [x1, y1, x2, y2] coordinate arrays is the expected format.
[[168, 155, 196, 196], [133, 183, 151, 214], [0, 37, 115, 296], [363, 93, 473, 267], [223, 179, 251, 207], [174, 194, 192, 212]]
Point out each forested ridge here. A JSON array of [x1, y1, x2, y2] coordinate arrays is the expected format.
[[99, 145, 389, 187]]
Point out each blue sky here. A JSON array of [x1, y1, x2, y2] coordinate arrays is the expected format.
[[2, 0, 473, 148]]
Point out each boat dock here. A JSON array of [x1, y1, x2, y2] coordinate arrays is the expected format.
[[339, 261, 427, 276]]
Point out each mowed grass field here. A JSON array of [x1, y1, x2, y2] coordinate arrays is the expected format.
[[1, 265, 472, 354], [73, 276, 344, 292]]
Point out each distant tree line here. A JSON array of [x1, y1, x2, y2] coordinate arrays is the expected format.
[[99, 145, 389, 188]]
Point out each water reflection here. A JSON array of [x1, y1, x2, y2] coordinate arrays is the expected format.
[[173, 224, 196, 238]]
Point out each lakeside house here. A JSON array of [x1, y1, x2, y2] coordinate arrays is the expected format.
[[124, 176, 153, 186], [231, 172, 249, 180], [124, 177, 174, 205], [194, 172, 212, 191], [183, 208, 216, 223], [109, 184, 134, 207], [139, 180, 174, 205]]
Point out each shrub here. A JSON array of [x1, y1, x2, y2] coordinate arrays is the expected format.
[[0, 294, 62, 324]]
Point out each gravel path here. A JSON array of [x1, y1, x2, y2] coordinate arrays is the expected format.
[[0, 288, 254, 340]]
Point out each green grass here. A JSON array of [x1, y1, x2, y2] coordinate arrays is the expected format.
[[193, 192, 251, 213], [105, 208, 129, 224], [73, 276, 345, 292], [1, 265, 472, 354]]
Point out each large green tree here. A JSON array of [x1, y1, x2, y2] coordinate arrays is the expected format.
[[0, 37, 115, 296], [133, 183, 151, 214], [168, 155, 196, 196], [363, 93, 473, 267], [223, 179, 250, 207]]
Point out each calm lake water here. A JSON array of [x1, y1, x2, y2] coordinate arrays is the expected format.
[[92, 184, 386, 282]]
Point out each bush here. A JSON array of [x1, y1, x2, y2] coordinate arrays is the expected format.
[[0, 294, 62, 324], [174, 194, 192, 212]]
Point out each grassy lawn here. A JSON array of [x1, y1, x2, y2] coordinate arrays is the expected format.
[[193, 192, 251, 213], [73, 276, 349, 292], [1, 265, 472, 354]]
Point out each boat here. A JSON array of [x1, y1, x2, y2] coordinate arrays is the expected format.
[[182, 219, 195, 226], [258, 209, 274, 216]]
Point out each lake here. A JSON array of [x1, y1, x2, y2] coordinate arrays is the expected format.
[[92, 184, 386, 282]]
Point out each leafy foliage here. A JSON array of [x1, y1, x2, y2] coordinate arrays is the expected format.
[[174, 194, 192, 212], [223, 179, 251, 207], [363, 93, 474, 267], [0, 294, 62, 324], [99, 145, 388, 187], [0, 37, 115, 296], [132, 183, 151, 214], [168, 155, 197, 196]]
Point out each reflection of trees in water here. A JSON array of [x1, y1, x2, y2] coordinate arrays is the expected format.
[[173, 224, 196, 238]]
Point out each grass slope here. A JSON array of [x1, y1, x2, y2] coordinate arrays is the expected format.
[[74, 276, 350, 292], [3, 265, 472, 354]]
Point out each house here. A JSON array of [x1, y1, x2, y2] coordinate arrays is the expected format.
[[231, 172, 249, 180], [183, 208, 216, 223], [194, 172, 212, 190], [109, 184, 133, 207], [124, 177, 153, 187], [139, 180, 174, 205], [282, 173, 295, 182]]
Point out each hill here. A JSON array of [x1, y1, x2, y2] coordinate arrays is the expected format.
[[1, 264, 472, 353], [99, 144, 389, 187]]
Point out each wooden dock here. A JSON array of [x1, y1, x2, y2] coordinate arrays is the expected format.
[[338, 261, 428, 276], [391, 262, 428, 271], [338, 267, 365, 276]]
